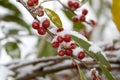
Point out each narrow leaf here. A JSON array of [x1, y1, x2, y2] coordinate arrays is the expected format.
[[1, 15, 31, 33], [72, 35, 110, 67], [98, 62, 115, 80], [96, 53, 110, 67], [4, 42, 21, 59], [0, 1, 21, 16], [45, 8, 62, 28], [72, 35, 95, 58], [112, 0, 120, 31], [76, 63, 86, 80]]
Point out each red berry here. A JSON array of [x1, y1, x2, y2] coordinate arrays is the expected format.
[[38, 9, 44, 17], [82, 9, 88, 15], [73, 2, 80, 9], [64, 34, 71, 42], [52, 41, 59, 48], [77, 51, 85, 60], [68, 0, 74, 8], [72, 16, 79, 22], [93, 77, 99, 80], [42, 19, 50, 29], [70, 43, 76, 49], [90, 19, 97, 26], [58, 50, 65, 56], [27, 0, 34, 7], [57, 36, 63, 43], [79, 15, 86, 22], [57, 28, 64, 32], [65, 48, 73, 56], [32, 21, 40, 29], [33, 0, 38, 4], [37, 27, 46, 35]]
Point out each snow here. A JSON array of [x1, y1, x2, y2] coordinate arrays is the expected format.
[[0, 66, 14, 80], [89, 44, 102, 53], [90, 68, 99, 76], [73, 47, 83, 56]]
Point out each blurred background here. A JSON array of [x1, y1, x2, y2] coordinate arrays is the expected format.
[[0, 0, 120, 79]]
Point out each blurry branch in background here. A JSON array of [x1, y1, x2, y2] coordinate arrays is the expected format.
[[4, 56, 120, 80]]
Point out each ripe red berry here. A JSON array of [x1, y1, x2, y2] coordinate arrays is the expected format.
[[37, 27, 46, 35], [93, 77, 99, 80], [32, 21, 40, 29], [42, 19, 50, 29], [68, 0, 74, 8], [33, 0, 38, 4], [57, 36, 63, 43], [57, 28, 64, 32], [73, 2, 80, 9], [77, 51, 85, 60], [82, 9, 88, 15], [27, 0, 34, 7], [70, 43, 76, 49], [90, 19, 97, 26], [79, 15, 86, 22], [64, 34, 71, 42], [58, 50, 65, 56], [65, 48, 73, 56], [72, 16, 79, 22], [51, 41, 59, 48]]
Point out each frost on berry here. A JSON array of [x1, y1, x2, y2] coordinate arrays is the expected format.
[[58, 50, 65, 56], [72, 16, 79, 22]]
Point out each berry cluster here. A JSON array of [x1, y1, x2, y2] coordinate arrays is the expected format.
[[91, 68, 100, 80], [32, 18, 50, 35], [27, 0, 39, 7], [51, 29, 86, 60], [72, 9, 88, 22], [68, 0, 80, 10]]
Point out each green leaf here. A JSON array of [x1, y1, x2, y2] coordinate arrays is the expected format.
[[71, 35, 95, 58], [38, 40, 56, 57], [4, 42, 21, 59], [7, 29, 19, 35], [77, 66, 87, 80], [73, 22, 85, 31], [63, 9, 74, 20], [81, 0, 89, 4], [72, 35, 110, 67], [45, 8, 62, 28], [1, 15, 31, 33], [0, 1, 21, 16], [98, 62, 115, 80], [96, 53, 110, 67]]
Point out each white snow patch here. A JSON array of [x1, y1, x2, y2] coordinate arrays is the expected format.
[[0, 66, 14, 80], [89, 44, 102, 53], [73, 47, 83, 56]]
